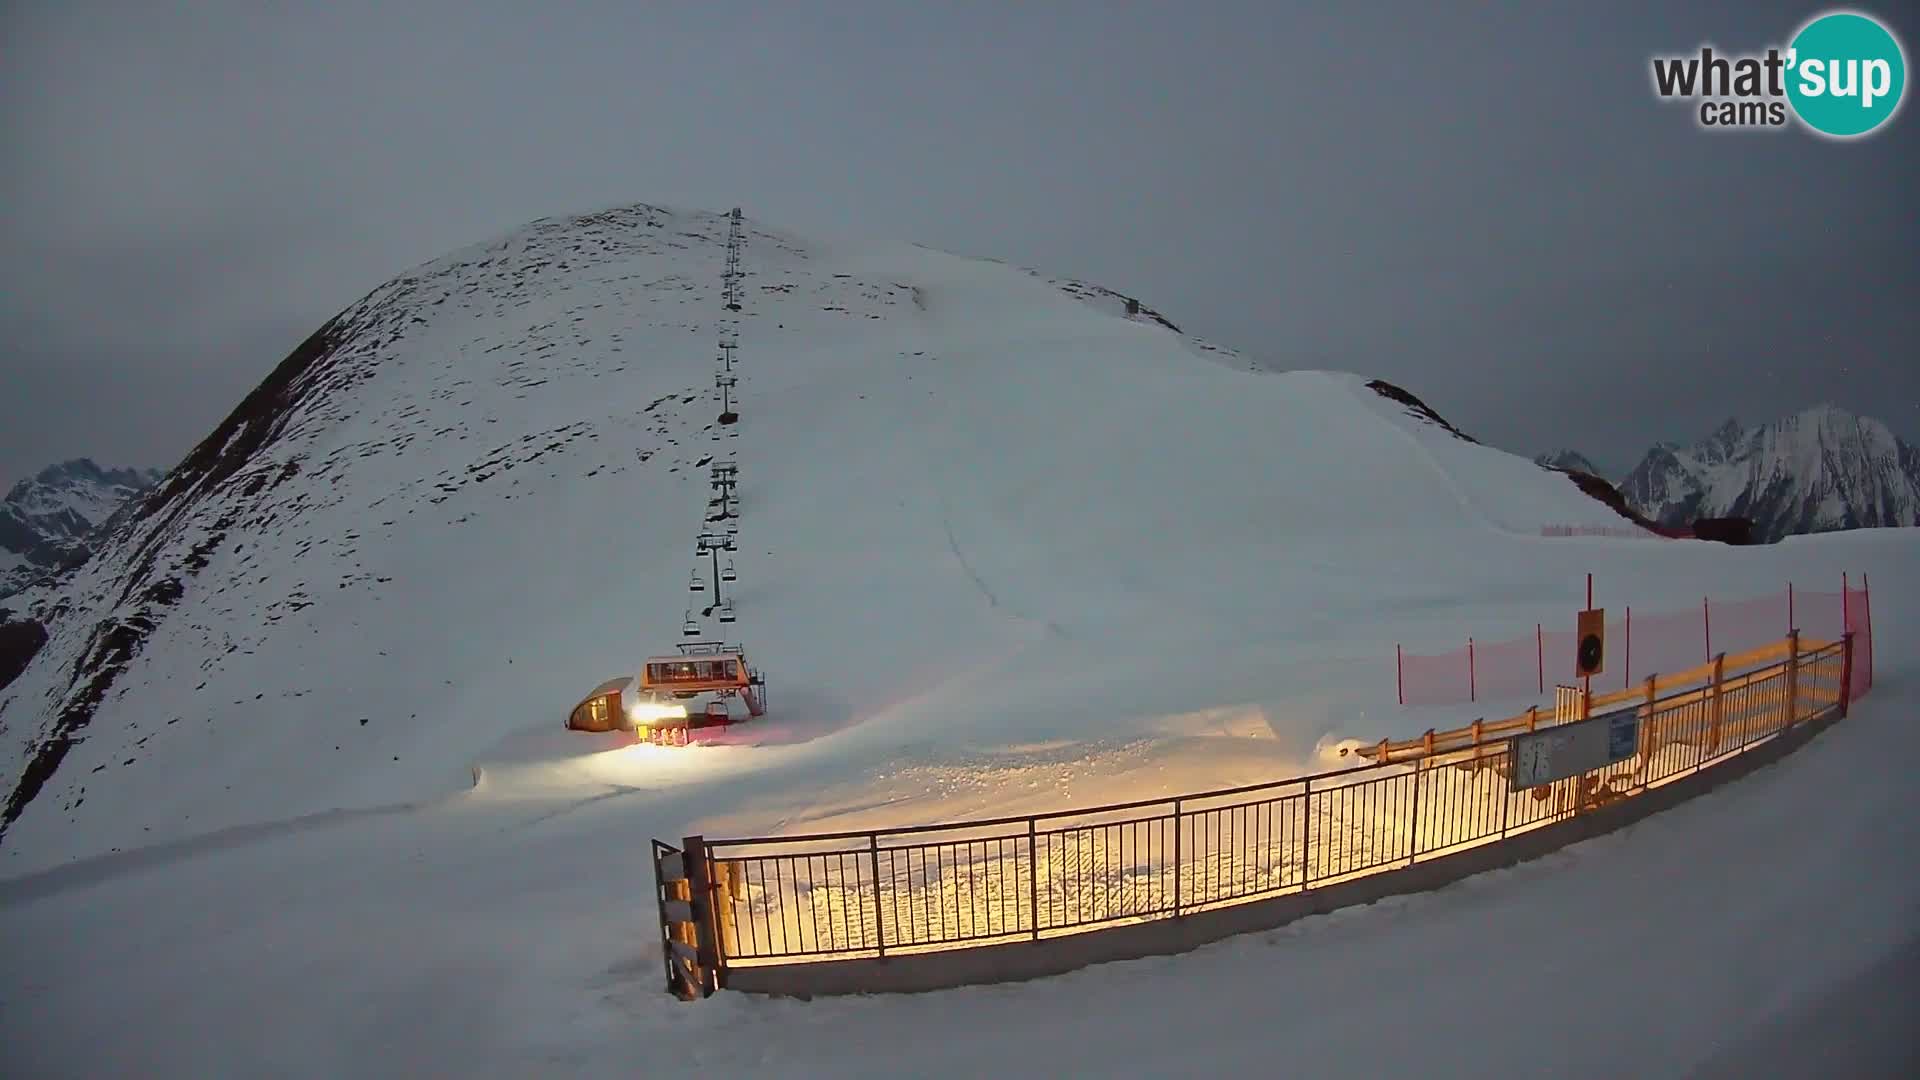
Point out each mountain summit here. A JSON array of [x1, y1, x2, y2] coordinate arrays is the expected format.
[[1, 459, 162, 599], [1621, 406, 1920, 542], [0, 202, 1653, 869]]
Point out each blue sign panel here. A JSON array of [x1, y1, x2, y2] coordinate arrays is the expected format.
[[1605, 708, 1639, 762]]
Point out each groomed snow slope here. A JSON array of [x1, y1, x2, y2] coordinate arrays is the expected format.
[[1, 204, 1642, 874], [0, 204, 1915, 1075], [0, 535, 1912, 1078]]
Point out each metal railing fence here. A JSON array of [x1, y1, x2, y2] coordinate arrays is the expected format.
[[677, 635, 1849, 976]]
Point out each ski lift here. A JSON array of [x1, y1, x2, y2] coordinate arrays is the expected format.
[[681, 611, 700, 637], [721, 559, 737, 582], [689, 570, 706, 593], [718, 599, 736, 624]]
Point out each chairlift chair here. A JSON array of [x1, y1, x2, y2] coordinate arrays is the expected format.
[[718, 600, 736, 624], [721, 559, 737, 582], [689, 570, 706, 593], [681, 611, 700, 637]]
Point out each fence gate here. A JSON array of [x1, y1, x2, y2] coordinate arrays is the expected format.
[[652, 837, 720, 999]]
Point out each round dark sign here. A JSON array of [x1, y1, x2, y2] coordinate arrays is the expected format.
[[1578, 634, 1603, 673]]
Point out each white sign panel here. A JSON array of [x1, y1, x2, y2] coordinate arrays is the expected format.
[[1509, 708, 1639, 790]]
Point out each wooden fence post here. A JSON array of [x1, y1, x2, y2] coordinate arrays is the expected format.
[[680, 835, 720, 996], [1784, 629, 1800, 726], [1029, 817, 1043, 936], [869, 834, 886, 956], [1707, 655, 1725, 756], [1839, 632, 1855, 718], [1643, 674, 1659, 761]]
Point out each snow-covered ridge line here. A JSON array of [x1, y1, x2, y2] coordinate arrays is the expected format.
[[0, 201, 1672, 872], [1620, 406, 1920, 542]]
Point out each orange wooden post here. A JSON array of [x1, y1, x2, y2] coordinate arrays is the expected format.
[[1839, 632, 1855, 718], [1643, 674, 1659, 761], [1784, 629, 1800, 726], [1708, 654, 1725, 754]]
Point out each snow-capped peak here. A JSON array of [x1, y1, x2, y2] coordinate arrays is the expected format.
[[1622, 405, 1920, 541], [1, 459, 165, 599]]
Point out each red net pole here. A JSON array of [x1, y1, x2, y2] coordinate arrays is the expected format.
[[1396, 644, 1403, 706], [1469, 637, 1476, 703], [1624, 606, 1632, 689], [1703, 596, 1712, 663], [1864, 572, 1874, 688], [1536, 623, 1544, 694], [1788, 582, 1795, 634]]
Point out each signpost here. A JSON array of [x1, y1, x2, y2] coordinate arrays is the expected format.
[[1509, 707, 1639, 791]]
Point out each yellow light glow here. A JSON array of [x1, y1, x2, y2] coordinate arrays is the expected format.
[[630, 701, 689, 725]]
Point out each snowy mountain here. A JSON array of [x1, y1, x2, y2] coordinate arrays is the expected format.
[[0, 201, 1651, 868], [0, 459, 163, 599], [1621, 408, 1920, 542], [1534, 449, 1601, 476], [2, 202, 1916, 1077]]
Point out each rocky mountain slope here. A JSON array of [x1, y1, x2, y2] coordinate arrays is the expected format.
[[1533, 449, 1601, 476], [0, 460, 163, 599], [1620, 407, 1920, 542]]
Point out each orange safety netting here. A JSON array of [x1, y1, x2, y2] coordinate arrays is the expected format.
[[1397, 579, 1875, 706]]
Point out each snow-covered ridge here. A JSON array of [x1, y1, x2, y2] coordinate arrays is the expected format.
[[0, 201, 1650, 872], [1534, 449, 1601, 476], [1621, 406, 1920, 542]]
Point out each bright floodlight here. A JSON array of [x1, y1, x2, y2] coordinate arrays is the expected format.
[[630, 701, 689, 724]]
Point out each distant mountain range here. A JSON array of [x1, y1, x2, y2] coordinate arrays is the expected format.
[[1543, 406, 1920, 543], [1, 459, 163, 599]]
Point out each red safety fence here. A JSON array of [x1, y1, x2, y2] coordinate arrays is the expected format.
[[1398, 575, 1876, 706]]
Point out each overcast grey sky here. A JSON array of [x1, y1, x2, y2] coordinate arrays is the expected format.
[[3, 0, 1915, 488]]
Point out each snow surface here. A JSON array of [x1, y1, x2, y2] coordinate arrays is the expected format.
[[0, 540, 1911, 1077], [1, 205, 1915, 1075]]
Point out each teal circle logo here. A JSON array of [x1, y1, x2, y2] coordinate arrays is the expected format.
[[1787, 11, 1907, 137]]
